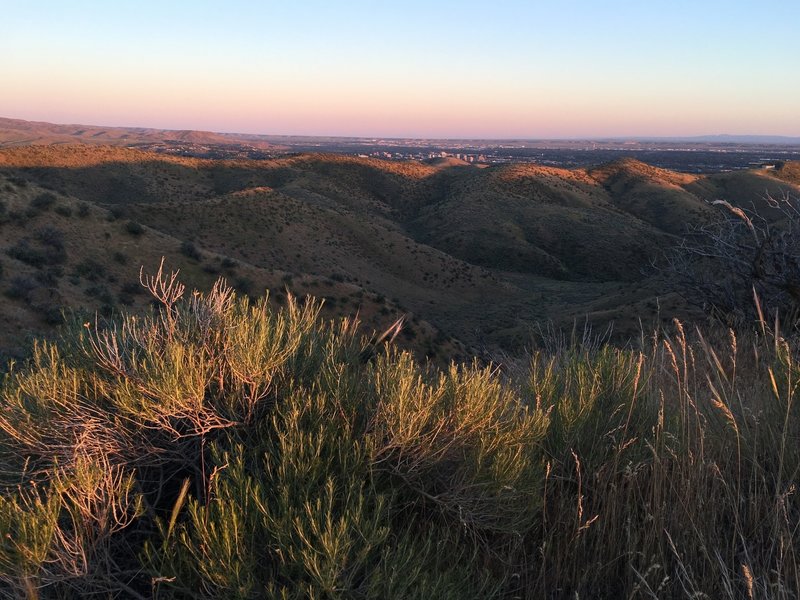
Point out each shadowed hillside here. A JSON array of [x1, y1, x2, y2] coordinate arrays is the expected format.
[[587, 158, 713, 234], [0, 116, 282, 150], [1, 145, 799, 357]]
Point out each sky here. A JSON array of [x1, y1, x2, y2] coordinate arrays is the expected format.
[[2, 0, 799, 138]]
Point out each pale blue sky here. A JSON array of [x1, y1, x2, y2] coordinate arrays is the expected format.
[[2, 0, 798, 137]]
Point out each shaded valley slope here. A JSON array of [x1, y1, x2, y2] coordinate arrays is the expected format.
[[1, 145, 798, 359]]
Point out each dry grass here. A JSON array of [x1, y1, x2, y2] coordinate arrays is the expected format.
[[2, 145, 800, 357], [0, 265, 797, 598]]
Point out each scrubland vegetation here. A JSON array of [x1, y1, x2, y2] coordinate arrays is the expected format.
[[3, 146, 800, 356], [0, 262, 798, 599], [1, 147, 799, 597]]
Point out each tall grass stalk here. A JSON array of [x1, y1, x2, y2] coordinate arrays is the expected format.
[[0, 264, 797, 598]]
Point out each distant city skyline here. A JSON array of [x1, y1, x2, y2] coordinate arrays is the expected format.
[[3, 0, 799, 138]]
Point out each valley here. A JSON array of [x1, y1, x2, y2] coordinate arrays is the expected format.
[[1, 143, 798, 362]]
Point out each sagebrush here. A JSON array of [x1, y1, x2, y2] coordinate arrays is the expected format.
[[0, 263, 798, 599]]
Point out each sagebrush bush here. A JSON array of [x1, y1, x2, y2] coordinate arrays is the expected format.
[[180, 241, 201, 261], [34, 227, 65, 251], [4, 275, 38, 301], [0, 263, 798, 599], [29, 192, 57, 212], [125, 220, 146, 236]]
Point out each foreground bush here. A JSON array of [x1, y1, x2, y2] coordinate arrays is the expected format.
[[0, 264, 798, 598]]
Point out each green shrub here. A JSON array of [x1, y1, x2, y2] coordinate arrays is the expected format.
[[4, 275, 37, 300], [6, 229, 67, 268], [6, 240, 47, 268], [36, 304, 64, 325], [73, 258, 106, 281], [0, 265, 547, 597], [124, 220, 145, 236], [106, 205, 125, 221], [35, 226, 65, 251], [34, 266, 63, 286], [0, 267, 798, 598], [83, 284, 114, 305], [119, 282, 142, 297], [180, 241, 202, 261], [233, 276, 253, 295], [53, 204, 73, 217], [30, 192, 57, 212], [221, 257, 238, 270]]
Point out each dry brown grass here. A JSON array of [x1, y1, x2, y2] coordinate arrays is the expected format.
[[0, 271, 798, 598], [2, 145, 800, 360]]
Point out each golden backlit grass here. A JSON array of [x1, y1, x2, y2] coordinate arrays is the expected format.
[[0, 266, 798, 598]]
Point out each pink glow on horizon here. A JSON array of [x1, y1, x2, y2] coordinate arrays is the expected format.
[[3, 1, 799, 139], [3, 62, 799, 139]]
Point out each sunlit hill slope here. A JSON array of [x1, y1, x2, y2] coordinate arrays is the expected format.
[[0, 144, 798, 359]]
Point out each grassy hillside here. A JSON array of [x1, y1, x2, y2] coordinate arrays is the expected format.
[[0, 275, 797, 598], [0, 170, 454, 362], [586, 158, 713, 234], [1, 145, 800, 597], [409, 161, 671, 280], [0, 116, 281, 150], [1, 145, 799, 358], [770, 160, 800, 186]]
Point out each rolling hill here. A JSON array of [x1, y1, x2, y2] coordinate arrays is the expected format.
[[1, 144, 798, 360], [0, 116, 282, 150]]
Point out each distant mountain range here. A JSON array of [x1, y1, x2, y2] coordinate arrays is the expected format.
[[613, 134, 800, 145], [0, 116, 283, 149], [2, 116, 799, 148]]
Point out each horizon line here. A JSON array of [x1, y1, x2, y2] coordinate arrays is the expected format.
[[4, 115, 800, 144]]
